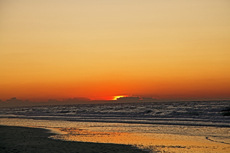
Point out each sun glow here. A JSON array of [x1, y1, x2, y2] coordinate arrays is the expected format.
[[113, 95, 126, 100], [0, 1, 230, 102]]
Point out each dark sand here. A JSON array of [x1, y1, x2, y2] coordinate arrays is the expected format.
[[0, 125, 149, 153]]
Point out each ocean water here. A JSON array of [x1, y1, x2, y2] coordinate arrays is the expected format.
[[0, 100, 229, 127], [0, 100, 230, 152]]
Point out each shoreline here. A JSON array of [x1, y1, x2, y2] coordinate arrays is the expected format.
[[0, 125, 150, 153], [2, 116, 230, 128], [1, 118, 230, 153]]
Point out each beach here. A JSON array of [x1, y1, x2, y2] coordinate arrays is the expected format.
[[0, 118, 230, 153], [0, 125, 149, 153]]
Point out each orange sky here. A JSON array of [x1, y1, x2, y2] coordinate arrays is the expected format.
[[0, 0, 230, 101]]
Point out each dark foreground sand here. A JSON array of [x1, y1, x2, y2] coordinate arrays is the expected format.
[[0, 126, 149, 153]]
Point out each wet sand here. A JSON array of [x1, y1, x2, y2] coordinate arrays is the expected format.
[[51, 127, 230, 153], [0, 125, 149, 153], [0, 118, 229, 153]]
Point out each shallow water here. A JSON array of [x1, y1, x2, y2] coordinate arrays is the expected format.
[[0, 118, 229, 153]]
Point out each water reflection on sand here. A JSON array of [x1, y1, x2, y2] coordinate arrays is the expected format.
[[0, 118, 230, 153]]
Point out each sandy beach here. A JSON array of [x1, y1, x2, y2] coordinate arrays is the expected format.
[[0, 118, 229, 153], [0, 125, 149, 153]]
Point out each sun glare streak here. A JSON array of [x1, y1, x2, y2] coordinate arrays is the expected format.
[[113, 95, 126, 100]]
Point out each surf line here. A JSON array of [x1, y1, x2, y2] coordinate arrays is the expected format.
[[205, 137, 230, 145]]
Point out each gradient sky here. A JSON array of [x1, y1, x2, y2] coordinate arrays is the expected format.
[[1, 0, 230, 101]]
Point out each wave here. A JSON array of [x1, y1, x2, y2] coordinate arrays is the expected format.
[[0, 100, 230, 127]]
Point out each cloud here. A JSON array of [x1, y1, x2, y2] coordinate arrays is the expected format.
[[116, 96, 156, 102], [0, 97, 93, 107], [44, 97, 91, 105], [6, 97, 23, 103], [116, 96, 141, 102], [0, 97, 26, 107], [66, 97, 91, 102], [141, 97, 156, 102]]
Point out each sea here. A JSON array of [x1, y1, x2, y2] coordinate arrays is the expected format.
[[0, 100, 229, 127], [0, 100, 230, 152]]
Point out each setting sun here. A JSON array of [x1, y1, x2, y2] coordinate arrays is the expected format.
[[113, 96, 126, 100]]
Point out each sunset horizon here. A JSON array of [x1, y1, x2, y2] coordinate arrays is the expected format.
[[1, 1, 230, 152], [1, 0, 230, 104], [1, 94, 229, 104]]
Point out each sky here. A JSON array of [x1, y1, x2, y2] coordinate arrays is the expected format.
[[0, 0, 230, 101]]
